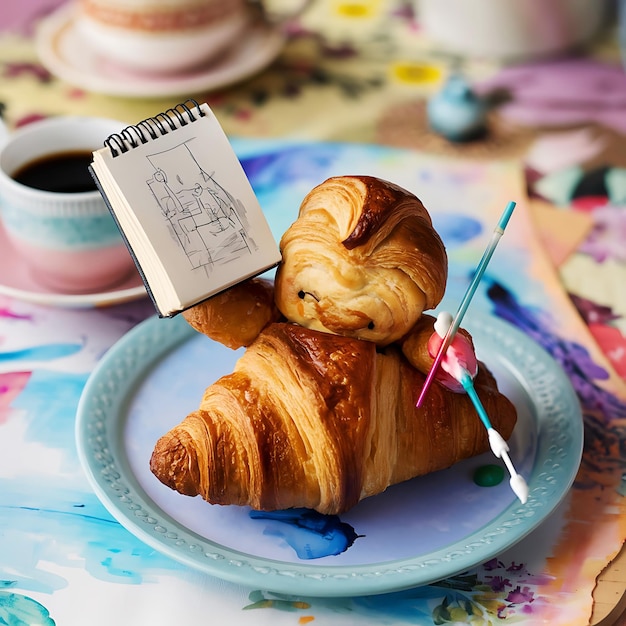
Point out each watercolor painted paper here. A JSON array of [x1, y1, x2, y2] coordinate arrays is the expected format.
[[1, 140, 624, 625]]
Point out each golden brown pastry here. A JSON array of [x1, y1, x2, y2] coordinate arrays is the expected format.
[[276, 175, 447, 346], [150, 322, 516, 515], [154, 175, 517, 515], [183, 277, 281, 349]]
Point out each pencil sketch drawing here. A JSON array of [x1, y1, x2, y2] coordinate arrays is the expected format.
[[145, 139, 256, 276]]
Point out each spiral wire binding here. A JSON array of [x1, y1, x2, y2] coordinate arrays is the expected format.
[[104, 99, 205, 157]]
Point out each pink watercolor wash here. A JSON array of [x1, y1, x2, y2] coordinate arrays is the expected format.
[[476, 59, 626, 134], [0, 371, 32, 424]]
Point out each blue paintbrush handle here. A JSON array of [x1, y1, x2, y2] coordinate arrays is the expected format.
[[416, 201, 516, 408], [460, 371, 493, 430]]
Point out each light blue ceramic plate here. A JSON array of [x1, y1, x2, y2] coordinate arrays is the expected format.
[[75, 313, 583, 597]]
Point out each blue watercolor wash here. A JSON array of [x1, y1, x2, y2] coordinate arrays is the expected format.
[[1, 365, 186, 594], [82, 526, 184, 585], [431, 214, 482, 248], [239, 143, 339, 194], [0, 494, 184, 592], [0, 592, 55, 626], [249, 509, 361, 559], [10, 370, 89, 457], [0, 343, 82, 363]]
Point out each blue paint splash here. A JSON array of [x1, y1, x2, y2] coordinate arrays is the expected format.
[[249, 509, 361, 559], [0, 592, 55, 626]]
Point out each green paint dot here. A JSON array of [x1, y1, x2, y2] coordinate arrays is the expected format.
[[473, 464, 505, 487]]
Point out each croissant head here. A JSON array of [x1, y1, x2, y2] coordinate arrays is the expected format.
[[274, 175, 448, 346]]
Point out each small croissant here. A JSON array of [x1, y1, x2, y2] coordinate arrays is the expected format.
[[150, 176, 517, 515]]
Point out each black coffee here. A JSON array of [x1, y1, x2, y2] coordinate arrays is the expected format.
[[12, 150, 96, 193]]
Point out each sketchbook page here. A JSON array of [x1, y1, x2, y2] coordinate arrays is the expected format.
[[92, 104, 280, 315]]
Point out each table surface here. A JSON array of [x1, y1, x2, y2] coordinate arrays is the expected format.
[[1, 1, 625, 625]]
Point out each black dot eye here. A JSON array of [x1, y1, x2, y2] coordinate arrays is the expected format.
[[368, 321, 375, 330], [298, 290, 305, 299]]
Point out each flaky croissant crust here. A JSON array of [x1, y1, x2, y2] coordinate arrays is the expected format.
[[275, 176, 448, 345], [150, 322, 517, 515]]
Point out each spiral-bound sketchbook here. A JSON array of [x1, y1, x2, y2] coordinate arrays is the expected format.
[[90, 100, 281, 317]]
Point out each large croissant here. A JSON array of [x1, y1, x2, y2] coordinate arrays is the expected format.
[[150, 175, 517, 515], [150, 320, 516, 515]]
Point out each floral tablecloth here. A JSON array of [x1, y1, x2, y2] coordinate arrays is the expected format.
[[1, 1, 625, 625]]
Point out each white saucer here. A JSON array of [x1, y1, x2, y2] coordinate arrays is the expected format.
[[0, 222, 148, 309], [35, 4, 287, 98]]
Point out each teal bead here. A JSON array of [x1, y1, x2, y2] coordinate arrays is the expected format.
[[473, 464, 505, 487]]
